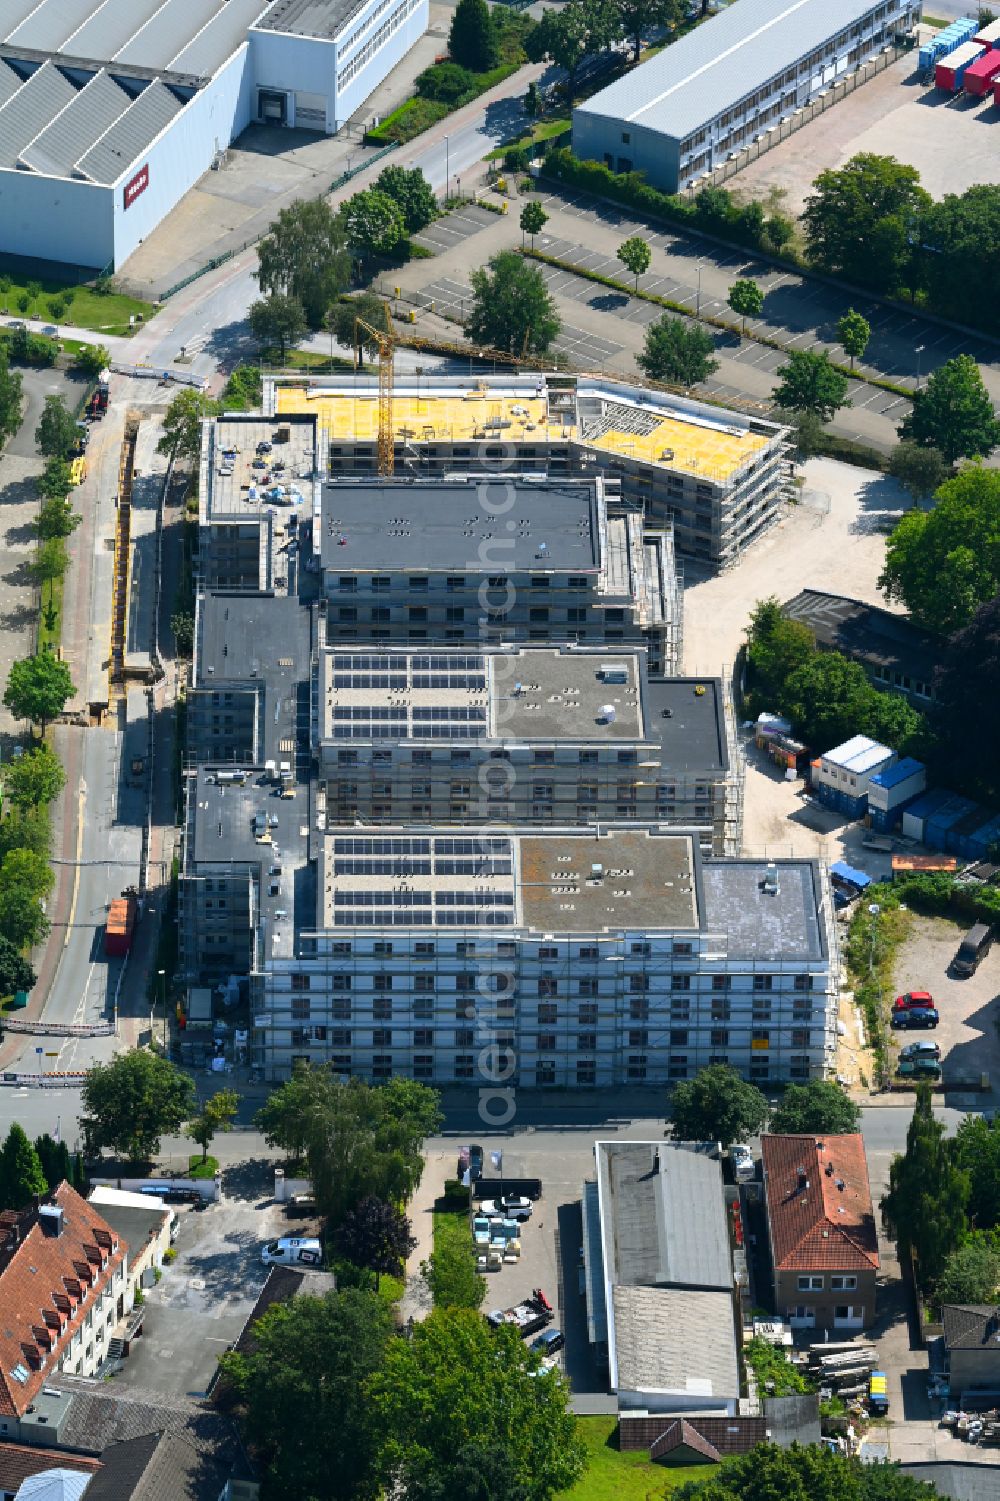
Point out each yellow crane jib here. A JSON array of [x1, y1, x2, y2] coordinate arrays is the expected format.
[[354, 301, 395, 477]]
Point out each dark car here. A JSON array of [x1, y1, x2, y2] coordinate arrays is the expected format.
[[531, 1329, 565, 1357], [899, 1040, 941, 1063], [468, 1144, 484, 1182], [891, 1006, 939, 1029]]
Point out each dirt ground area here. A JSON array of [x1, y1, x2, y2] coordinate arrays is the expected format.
[[732, 48, 1000, 215], [889, 913, 1000, 1107]]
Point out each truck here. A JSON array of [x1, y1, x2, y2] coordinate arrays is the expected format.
[[473, 1177, 542, 1202], [104, 894, 136, 957], [868, 1370, 889, 1415], [87, 372, 110, 421], [486, 1288, 553, 1338]]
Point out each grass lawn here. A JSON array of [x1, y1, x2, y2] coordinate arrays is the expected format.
[[188, 1154, 220, 1180], [0, 269, 155, 337], [37, 576, 64, 654], [433, 1200, 471, 1256], [485, 115, 572, 160], [560, 1417, 715, 1501]]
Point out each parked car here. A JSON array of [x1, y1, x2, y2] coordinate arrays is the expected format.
[[952, 923, 993, 978], [730, 1144, 755, 1182], [262, 1236, 323, 1268], [896, 1057, 942, 1080], [480, 1197, 532, 1222], [468, 1144, 484, 1182], [893, 990, 935, 1011], [531, 1329, 565, 1356], [899, 1040, 941, 1063], [891, 1007, 939, 1029]]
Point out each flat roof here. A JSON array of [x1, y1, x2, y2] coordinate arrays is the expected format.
[[518, 827, 698, 934], [254, 0, 363, 40], [596, 1141, 732, 1291], [646, 678, 727, 775], [574, 0, 885, 141], [319, 647, 645, 744], [196, 591, 312, 764], [700, 859, 826, 961], [276, 378, 777, 488], [612, 1286, 739, 1400], [321, 478, 601, 574]]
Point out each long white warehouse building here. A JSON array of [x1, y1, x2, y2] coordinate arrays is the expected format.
[[0, 0, 428, 270], [572, 0, 920, 195]]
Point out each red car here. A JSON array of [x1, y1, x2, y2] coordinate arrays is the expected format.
[[893, 990, 935, 1011]]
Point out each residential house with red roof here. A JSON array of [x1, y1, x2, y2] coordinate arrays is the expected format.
[[0, 1183, 128, 1420], [761, 1133, 879, 1333]]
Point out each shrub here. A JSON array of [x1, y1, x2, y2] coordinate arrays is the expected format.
[[417, 61, 478, 103], [504, 145, 531, 172]]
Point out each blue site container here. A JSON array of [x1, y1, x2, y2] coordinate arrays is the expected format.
[[815, 782, 867, 818], [924, 793, 979, 852], [919, 15, 979, 69], [954, 809, 1000, 862], [900, 788, 952, 843]]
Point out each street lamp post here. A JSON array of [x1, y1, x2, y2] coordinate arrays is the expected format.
[[696, 264, 703, 320], [444, 135, 450, 204], [915, 343, 926, 391], [158, 968, 166, 1051]]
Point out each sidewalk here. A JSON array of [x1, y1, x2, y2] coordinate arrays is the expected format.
[[400, 1147, 452, 1323]]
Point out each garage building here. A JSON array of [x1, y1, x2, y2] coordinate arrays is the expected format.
[[0, 0, 428, 271], [572, 0, 920, 194]]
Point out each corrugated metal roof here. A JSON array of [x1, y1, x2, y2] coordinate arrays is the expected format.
[[822, 734, 893, 775], [0, 0, 46, 44], [73, 78, 182, 183], [20, 68, 131, 178], [255, 0, 363, 41], [168, 0, 262, 77], [575, 0, 886, 141], [6, 0, 98, 53], [0, 57, 22, 106], [114, 0, 222, 69], [0, 61, 76, 168], [59, 0, 169, 64]]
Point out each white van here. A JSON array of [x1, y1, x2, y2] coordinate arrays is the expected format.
[[261, 1236, 323, 1268]]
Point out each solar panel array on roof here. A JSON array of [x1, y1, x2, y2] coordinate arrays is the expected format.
[[8, 0, 97, 51], [74, 78, 183, 183], [0, 62, 76, 168], [19, 68, 131, 178], [168, 0, 263, 77]]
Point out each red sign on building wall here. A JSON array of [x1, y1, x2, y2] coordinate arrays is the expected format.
[[123, 164, 150, 211]]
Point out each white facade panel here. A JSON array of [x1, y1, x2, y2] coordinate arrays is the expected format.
[[111, 47, 254, 268], [0, 168, 114, 268]]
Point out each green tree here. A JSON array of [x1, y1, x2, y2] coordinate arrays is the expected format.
[[882, 1085, 969, 1289], [879, 466, 1000, 634], [421, 1236, 488, 1310], [617, 0, 682, 61], [368, 1307, 585, 1501], [37, 458, 73, 502], [73, 344, 111, 379], [950, 1115, 1000, 1228], [449, 0, 499, 68], [837, 308, 871, 371], [29, 537, 69, 609], [0, 1124, 47, 1210], [936, 1240, 1000, 1306], [0, 934, 34, 997], [185, 1088, 239, 1163], [467, 252, 560, 356], [247, 293, 307, 361], [0, 806, 51, 863], [257, 197, 351, 328], [769, 1081, 861, 1136], [327, 293, 390, 361], [727, 278, 764, 337], [33, 1133, 71, 1191], [671, 1442, 942, 1501], [334, 1196, 415, 1288], [156, 388, 218, 463], [918, 183, 1000, 325], [254, 1062, 333, 1160], [0, 884, 48, 949], [617, 235, 652, 290], [376, 165, 437, 233], [764, 212, 795, 255], [2, 743, 65, 809], [404, 1442, 531, 1501], [0, 346, 23, 448], [525, 3, 597, 99], [930, 597, 1000, 803], [170, 611, 195, 658], [668, 1064, 768, 1147], [36, 496, 81, 541], [888, 441, 948, 502], [744, 597, 816, 706], [34, 396, 78, 462], [899, 354, 1000, 465], [81, 1051, 196, 1162], [774, 349, 850, 421], [782, 649, 922, 751], [637, 314, 719, 386], [343, 189, 407, 258], [520, 200, 548, 249], [219, 1288, 392, 1501], [3, 653, 75, 734], [220, 364, 263, 411], [802, 153, 930, 294]]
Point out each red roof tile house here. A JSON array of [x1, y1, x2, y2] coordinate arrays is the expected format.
[[761, 1134, 879, 1333], [0, 1184, 128, 1418]]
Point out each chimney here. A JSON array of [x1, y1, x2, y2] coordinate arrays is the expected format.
[[797, 1168, 808, 1190]]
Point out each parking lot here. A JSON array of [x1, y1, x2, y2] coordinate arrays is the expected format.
[[734, 47, 1000, 212], [117, 1160, 293, 1397], [413, 202, 501, 255], [890, 914, 1000, 1109]]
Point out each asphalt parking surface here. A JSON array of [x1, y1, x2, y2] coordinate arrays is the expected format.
[[418, 273, 624, 365], [414, 203, 501, 254]]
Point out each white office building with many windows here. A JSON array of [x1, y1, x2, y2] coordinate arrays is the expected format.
[[572, 0, 920, 194]]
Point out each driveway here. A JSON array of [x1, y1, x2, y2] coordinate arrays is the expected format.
[[115, 1159, 290, 1398]]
